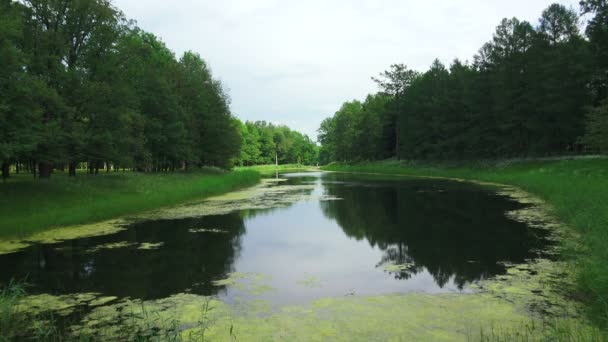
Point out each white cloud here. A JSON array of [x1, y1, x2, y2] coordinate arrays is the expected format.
[[112, 0, 582, 139]]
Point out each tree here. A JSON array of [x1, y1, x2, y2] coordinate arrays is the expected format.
[[372, 64, 420, 158], [582, 100, 608, 153], [581, 0, 608, 102]]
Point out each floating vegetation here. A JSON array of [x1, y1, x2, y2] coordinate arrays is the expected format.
[[15, 293, 118, 317], [0, 220, 127, 256], [142, 180, 317, 221], [62, 292, 566, 341], [188, 228, 229, 234], [297, 275, 323, 288], [318, 195, 344, 201], [212, 272, 275, 296], [381, 262, 415, 273], [86, 241, 137, 253], [137, 242, 165, 250]]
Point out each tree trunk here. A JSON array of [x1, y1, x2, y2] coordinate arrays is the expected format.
[[94, 161, 100, 175], [39, 162, 52, 179], [32, 160, 37, 178], [2, 162, 9, 181], [15, 162, 19, 174], [69, 161, 77, 177]]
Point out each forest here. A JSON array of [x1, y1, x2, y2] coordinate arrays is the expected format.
[[0, 0, 317, 180], [318, 2, 608, 163]]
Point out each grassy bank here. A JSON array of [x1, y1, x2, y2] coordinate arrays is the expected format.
[[235, 164, 316, 174], [323, 158, 608, 330], [0, 169, 260, 239]]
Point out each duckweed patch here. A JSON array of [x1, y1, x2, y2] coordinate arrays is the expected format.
[[137, 242, 165, 250], [0, 220, 127, 255], [297, 275, 323, 288], [57, 292, 568, 341], [85, 241, 137, 253], [188, 228, 230, 234], [212, 273, 276, 296]]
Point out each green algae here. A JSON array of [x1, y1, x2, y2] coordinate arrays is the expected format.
[[381, 262, 415, 273], [137, 242, 165, 250], [62, 292, 543, 341], [212, 272, 275, 296], [148, 180, 316, 221], [86, 241, 137, 253], [0, 220, 127, 256], [188, 228, 229, 234], [16, 293, 118, 317], [297, 275, 323, 288]]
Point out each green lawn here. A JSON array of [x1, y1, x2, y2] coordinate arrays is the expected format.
[[323, 157, 608, 330], [0, 169, 260, 238]]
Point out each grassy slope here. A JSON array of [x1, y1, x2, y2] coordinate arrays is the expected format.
[[0, 169, 260, 238], [323, 158, 608, 328], [235, 164, 316, 175]]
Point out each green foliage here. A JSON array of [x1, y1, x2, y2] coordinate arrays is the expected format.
[[0, 0, 243, 178], [0, 280, 27, 341], [582, 101, 608, 153], [323, 157, 608, 330], [236, 121, 318, 166], [318, 3, 597, 163]]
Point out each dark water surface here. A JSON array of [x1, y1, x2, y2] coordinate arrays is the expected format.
[[0, 172, 550, 306]]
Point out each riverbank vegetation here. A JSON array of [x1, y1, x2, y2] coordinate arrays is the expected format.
[[0, 169, 260, 238], [323, 157, 608, 330]]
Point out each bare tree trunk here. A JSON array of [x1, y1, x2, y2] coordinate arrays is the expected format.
[[69, 161, 77, 177], [2, 162, 9, 181], [39, 162, 52, 179], [15, 162, 19, 174]]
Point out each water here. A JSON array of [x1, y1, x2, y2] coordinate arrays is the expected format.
[[0, 172, 549, 307]]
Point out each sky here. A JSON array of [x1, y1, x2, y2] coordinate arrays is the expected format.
[[112, 0, 582, 140]]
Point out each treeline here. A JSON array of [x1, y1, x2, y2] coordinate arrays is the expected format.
[[0, 0, 243, 179], [238, 121, 318, 166], [319, 2, 608, 163]]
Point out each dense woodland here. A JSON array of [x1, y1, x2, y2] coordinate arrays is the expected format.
[[0, 0, 317, 180], [238, 121, 318, 166], [318, 2, 608, 163]]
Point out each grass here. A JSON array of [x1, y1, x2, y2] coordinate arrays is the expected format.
[[235, 164, 316, 174], [0, 169, 260, 239], [322, 157, 608, 332]]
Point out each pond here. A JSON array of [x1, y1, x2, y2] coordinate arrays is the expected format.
[[0, 172, 550, 311]]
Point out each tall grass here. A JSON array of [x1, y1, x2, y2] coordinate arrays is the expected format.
[[0, 170, 260, 238], [323, 158, 608, 332]]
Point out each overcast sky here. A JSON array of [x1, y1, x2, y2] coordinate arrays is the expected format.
[[112, 0, 582, 139]]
